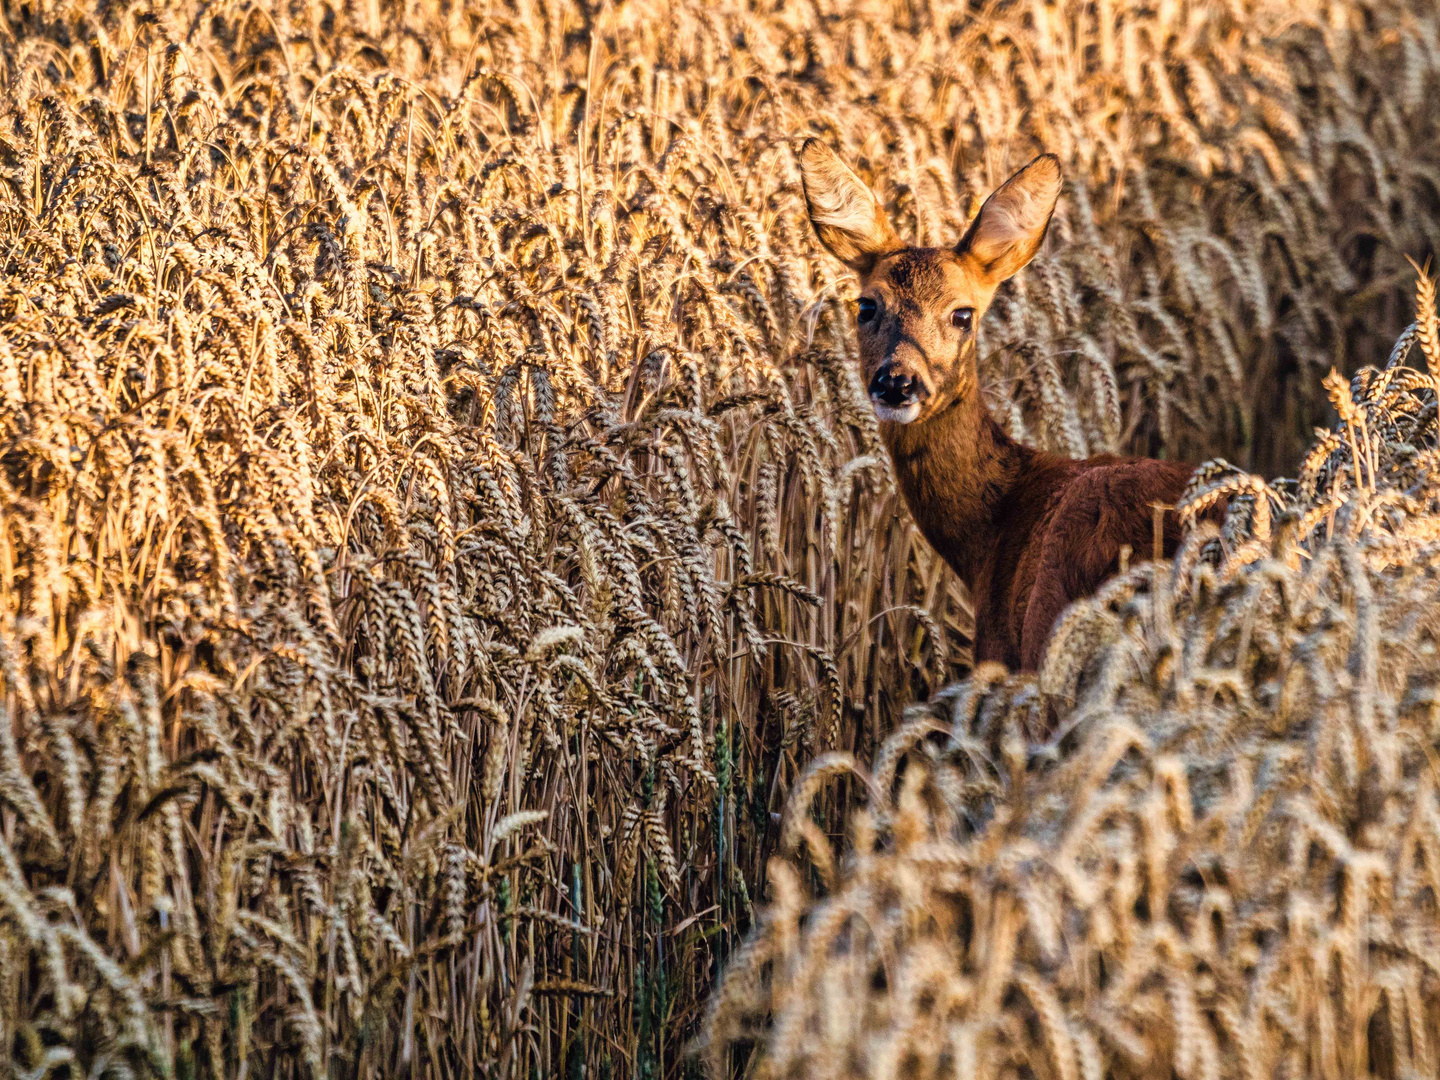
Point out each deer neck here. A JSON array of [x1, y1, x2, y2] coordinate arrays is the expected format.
[[881, 391, 1034, 588]]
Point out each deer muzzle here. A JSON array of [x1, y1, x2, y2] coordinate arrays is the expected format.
[[869, 363, 930, 423]]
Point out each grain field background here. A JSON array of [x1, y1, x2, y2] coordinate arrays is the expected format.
[[0, 0, 1437, 1077]]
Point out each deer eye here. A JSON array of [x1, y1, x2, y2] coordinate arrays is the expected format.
[[857, 297, 877, 324], [951, 307, 974, 331]]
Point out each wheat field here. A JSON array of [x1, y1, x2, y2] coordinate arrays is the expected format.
[[0, 0, 1437, 1077]]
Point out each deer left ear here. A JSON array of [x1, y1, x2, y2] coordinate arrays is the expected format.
[[956, 154, 1062, 282], [799, 139, 901, 275]]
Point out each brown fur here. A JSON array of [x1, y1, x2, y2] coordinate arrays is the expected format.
[[886, 398, 1193, 669], [800, 142, 1198, 670]]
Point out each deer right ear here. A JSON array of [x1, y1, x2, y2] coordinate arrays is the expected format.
[[799, 139, 899, 275], [956, 154, 1062, 282]]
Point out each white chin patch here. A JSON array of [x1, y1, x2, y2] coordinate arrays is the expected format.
[[872, 401, 922, 424]]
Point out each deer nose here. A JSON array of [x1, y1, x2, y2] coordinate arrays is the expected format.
[[869, 364, 928, 407]]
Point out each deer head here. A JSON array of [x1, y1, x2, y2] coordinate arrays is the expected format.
[[799, 141, 1061, 425]]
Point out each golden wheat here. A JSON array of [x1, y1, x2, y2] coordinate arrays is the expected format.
[[0, 0, 1436, 1076]]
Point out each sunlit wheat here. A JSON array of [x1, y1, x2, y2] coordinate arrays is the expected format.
[[0, 0, 1436, 1076]]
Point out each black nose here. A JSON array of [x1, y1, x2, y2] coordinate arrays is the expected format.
[[869, 365, 927, 406]]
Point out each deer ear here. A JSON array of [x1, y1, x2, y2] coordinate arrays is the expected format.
[[799, 139, 900, 275], [956, 154, 1062, 282]]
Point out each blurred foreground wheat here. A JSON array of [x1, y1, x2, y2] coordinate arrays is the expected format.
[[0, 0, 1437, 1076]]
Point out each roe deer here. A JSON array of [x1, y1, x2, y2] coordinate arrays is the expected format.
[[800, 141, 1200, 671]]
